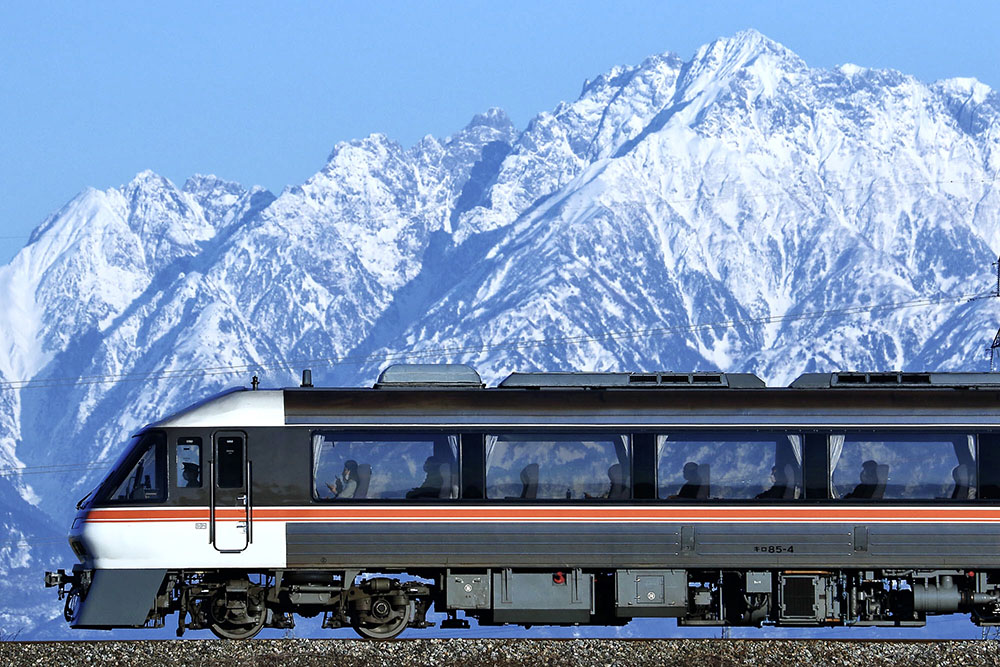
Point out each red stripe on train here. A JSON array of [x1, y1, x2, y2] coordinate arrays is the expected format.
[[82, 506, 1000, 524]]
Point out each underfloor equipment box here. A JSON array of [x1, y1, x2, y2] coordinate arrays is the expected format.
[[615, 569, 687, 617], [492, 569, 593, 623]]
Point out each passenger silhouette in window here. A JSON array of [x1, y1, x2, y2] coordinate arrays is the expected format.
[[671, 461, 705, 499], [406, 456, 448, 499], [326, 460, 359, 499], [844, 460, 879, 499], [181, 462, 201, 487], [756, 465, 793, 499]]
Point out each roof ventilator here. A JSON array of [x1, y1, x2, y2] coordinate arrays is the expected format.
[[375, 364, 484, 389]]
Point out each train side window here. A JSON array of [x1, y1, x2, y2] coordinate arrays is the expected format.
[[830, 432, 975, 500], [657, 432, 803, 500], [980, 434, 1000, 499], [105, 432, 167, 503], [176, 437, 202, 488], [484, 434, 630, 500], [312, 432, 459, 500]]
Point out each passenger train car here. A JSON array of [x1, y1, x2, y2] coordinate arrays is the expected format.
[[45, 365, 1000, 638]]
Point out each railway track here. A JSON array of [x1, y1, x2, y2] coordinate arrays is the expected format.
[[1, 638, 998, 666]]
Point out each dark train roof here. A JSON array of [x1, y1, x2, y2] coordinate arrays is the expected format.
[[153, 365, 1000, 430], [790, 372, 1000, 388], [499, 372, 766, 389], [375, 366, 1000, 391]]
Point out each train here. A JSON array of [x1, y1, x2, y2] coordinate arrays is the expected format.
[[44, 364, 1000, 638]]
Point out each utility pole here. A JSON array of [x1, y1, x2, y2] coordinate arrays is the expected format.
[[994, 256, 1000, 299], [989, 256, 1000, 371], [992, 329, 1000, 373]]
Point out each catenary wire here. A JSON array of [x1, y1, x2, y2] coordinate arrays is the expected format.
[[0, 288, 991, 392], [2, 182, 997, 547], [0, 287, 991, 489]]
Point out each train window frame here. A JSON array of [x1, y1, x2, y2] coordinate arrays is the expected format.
[[93, 430, 168, 505], [310, 430, 461, 502], [829, 430, 977, 502], [175, 437, 203, 489], [655, 430, 805, 502], [483, 432, 632, 502]]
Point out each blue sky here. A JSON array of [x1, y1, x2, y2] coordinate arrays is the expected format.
[[1, 1, 998, 263]]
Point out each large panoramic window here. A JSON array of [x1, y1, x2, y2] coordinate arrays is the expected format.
[[830, 432, 975, 500], [485, 433, 630, 500], [312, 432, 458, 500], [657, 432, 803, 500]]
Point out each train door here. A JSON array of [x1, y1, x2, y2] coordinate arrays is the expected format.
[[211, 431, 252, 552]]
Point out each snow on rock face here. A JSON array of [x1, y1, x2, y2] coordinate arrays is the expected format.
[[2, 32, 1000, 635], [182, 174, 276, 234]]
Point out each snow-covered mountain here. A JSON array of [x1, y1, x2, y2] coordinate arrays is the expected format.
[[1, 29, 998, 636]]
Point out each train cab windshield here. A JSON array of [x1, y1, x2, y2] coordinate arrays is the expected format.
[[93, 431, 167, 505]]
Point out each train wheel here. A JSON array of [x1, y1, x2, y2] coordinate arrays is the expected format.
[[63, 588, 80, 623], [351, 599, 412, 640], [208, 608, 266, 640], [207, 582, 267, 640]]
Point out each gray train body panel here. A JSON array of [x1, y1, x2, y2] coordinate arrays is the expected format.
[[286, 521, 1000, 570], [71, 569, 166, 629]]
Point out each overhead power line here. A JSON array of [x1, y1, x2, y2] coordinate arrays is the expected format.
[[0, 461, 113, 477], [0, 289, 989, 392]]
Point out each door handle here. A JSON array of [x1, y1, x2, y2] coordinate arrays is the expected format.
[[246, 460, 253, 544], [209, 460, 215, 544]]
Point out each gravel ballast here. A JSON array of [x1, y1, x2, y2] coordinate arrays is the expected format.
[[1, 639, 999, 667]]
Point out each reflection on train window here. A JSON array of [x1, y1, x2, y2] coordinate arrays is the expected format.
[[657, 432, 803, 500], [831, 432, 976, 500], [107, 432, 166, 502], [312, 432, 459, 500], [176, 437, 202, 488], [484, 434, 630, 500]]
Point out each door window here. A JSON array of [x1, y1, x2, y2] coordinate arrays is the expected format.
[[217, 436, 245, 488]]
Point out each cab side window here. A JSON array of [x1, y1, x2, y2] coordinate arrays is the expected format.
[[107, 432, 167, 503]]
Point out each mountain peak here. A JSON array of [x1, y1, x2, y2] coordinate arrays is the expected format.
[[466, 107, 514, 132], [691, 29, 801, 75], [936, 76, 994, 104], [122, 170, 181, 204], [325, 132, 399, 165], [183, 173, 244, 194]]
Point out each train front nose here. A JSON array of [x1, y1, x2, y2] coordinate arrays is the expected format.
[[67, 508, 92, 564]]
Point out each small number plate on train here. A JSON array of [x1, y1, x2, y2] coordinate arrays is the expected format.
[[754, 545, 794, 553]]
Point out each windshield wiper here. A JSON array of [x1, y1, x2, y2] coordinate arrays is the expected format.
[[75, 489, 95, 510]]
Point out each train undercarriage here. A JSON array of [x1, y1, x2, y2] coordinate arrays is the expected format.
[[46, 565, 1000, 639]]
